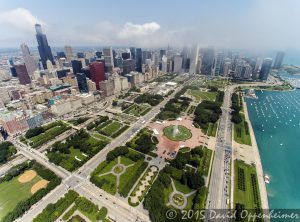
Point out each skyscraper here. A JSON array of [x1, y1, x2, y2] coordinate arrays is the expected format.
[[71, 60, 83, 75], [161, 55, 168, 73], [214, 52, 225, 76], [273, 51, 285, 69], [64, 46, 73, 61], [35, 24, 54, 69], [15, 64, 31, 85], [130, 47, 136, 60], [259, 58, 273, 81], [76, 73, 89, 93], [189, 45, 199, 74], [20, 43, 38, 76], [173, 55, 183, 73], [103, 47, 114, 68], [122, 52, 131, 60], [201, 47, 215, 75], [89, 62, 106, 90], [135, 48, 142, 72]]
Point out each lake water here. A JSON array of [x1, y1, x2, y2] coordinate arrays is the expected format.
[[245, 86, 300, 209]]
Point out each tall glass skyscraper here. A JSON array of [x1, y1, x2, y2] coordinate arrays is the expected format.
[[273, 51, 285, 69], [259, 58, 273, 81], [35, 24, 54, 69], [135, 48, 142, 72]]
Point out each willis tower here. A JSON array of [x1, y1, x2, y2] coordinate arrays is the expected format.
[[35, 24, 54, 69]]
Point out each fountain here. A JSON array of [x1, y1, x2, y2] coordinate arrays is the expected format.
[[172, 123, 179, 137]]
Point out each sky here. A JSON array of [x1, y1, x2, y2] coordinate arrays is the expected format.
[[0, 0, 300, 52]]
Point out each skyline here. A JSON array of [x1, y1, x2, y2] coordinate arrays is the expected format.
[[0, 0, 300, 52]]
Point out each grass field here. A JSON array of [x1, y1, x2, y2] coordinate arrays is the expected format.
[[123, 104, 151, 116], [97, 159, 118, 175], [207, 122, 218, 137], [101, 121, 122, 135], [98, 173, 117, 195], [163, 125, 192, 141], [199, 147, 213, 176], [234, 113, 252, 146], [173, 179, 193, 194], [0, 173, 42, 219], [92, 132, 111, 143], [234, 160, 261, 209], [187, 89, 217, 102]]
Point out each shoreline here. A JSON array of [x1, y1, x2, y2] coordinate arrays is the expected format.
[[242, 98, 269, 210]]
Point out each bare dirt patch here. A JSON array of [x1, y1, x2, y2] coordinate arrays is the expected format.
[[18, 170, 37, 183], [31, 179, 49, 194]]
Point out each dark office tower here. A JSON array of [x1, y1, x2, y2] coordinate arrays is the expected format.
[[122, 59, 135, 75], [142, 51, 151, 64], [130, 47, 136, 59], [273, 51, 285, 69], [56, 69, 70, 79], [10, 67, 18, 77], [95, 51, 102, 58], [15, 64, 31, 85], [201, 47, 215, 75], [122, 52, 131, 60], [135, 48, 142, 72], [77, 52, 85, 58], [57, 52, 66, 59], [89, 62, 106, 90], [160, 49, 166, 61], [113, 50, 117, 68], [71, 60, 83, 75], [259, 58, 273, 81], [35, 24, 54, 69], [76, 73, 89, 93], [81, 67, 91, 79]]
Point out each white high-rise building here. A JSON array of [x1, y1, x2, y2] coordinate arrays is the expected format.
[[20, 43, 38, 76], [223, 61, 231, 77], [161, 55, 168, 73], [189, 45, 199, 74], [173, 55, 183, 73]]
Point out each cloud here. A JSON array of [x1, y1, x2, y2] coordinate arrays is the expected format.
[[0, 8, 43, 33], [118, 22, 160, 39]]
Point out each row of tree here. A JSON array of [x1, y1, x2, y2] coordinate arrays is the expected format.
[[134, 93, 163, 106], [231, 92, 243, 124]]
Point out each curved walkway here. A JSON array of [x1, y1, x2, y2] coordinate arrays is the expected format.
[[167, 179, 196, 210], [98, 156, 135, 192]]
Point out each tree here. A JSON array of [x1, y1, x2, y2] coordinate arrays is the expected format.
[[25, 127, 44, 139], [186, 172, 205, 189]]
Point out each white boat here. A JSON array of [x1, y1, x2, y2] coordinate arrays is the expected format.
[[264, 175, 270, 184]]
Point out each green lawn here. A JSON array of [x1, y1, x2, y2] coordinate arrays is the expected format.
[[59, 147, 87, 171], [199, 147, 213, 176], [92, 133, 111, 143], [120, 156, 135, 166], [234, 160, 261, 209], [100, 121, 123, 136], [234, 113, 252, 146], [124, 104, 151, 116], [119, 160, 148, 197], [207, 122, 218, 137], [98, 173, 117, 195], [98, 159, 118, 175], [163, 125, 192, 141], [187, 89, 217, 102], [173, 179, 193, 194], [0, 173, 42, 219]]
